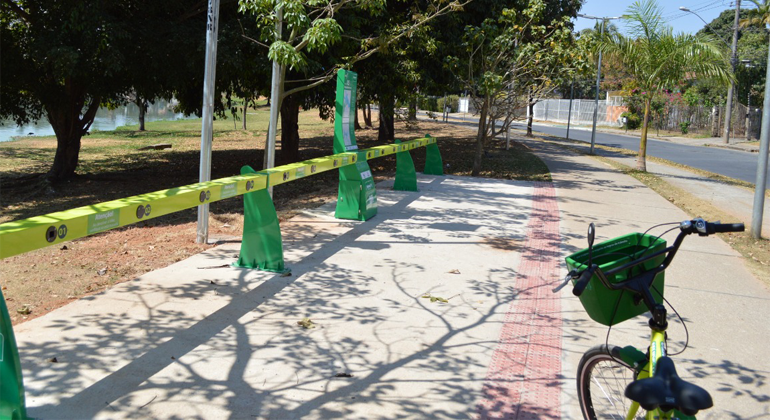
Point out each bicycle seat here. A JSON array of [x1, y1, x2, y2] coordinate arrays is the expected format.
[[625, 356, 713, 416]]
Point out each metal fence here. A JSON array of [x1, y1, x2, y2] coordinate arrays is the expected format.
[[532, 98, 762, 141], [532, 98, 626, 127]]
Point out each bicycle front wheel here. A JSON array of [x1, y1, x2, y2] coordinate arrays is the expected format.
[[577, 344, 648, 420]]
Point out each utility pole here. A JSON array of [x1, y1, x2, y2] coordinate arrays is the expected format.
[[578, 14, 621, 154], [723, 0, 741, 144]]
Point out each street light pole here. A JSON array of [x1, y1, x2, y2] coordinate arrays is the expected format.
[[724, 0, 742, 144], [578, 14, 622, 154], [679, 4, 740, 144], [752, 33, 770, 239]]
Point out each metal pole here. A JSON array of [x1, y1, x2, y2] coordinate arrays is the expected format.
[[567, 77, 575, 140], [266, 5, 283, 197], [723, 0, 741, 144], [196, 0, 221, 244], [590, 19, 605, 154], [751, 33, 770, 239]]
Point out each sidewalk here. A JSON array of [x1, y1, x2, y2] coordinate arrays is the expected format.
[[11, 143, 770, 418]]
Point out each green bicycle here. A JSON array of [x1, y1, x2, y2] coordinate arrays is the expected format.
[[563, 218, 745, 420]]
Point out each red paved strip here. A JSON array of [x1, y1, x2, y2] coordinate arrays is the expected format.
[[476, 181, 562, 419]]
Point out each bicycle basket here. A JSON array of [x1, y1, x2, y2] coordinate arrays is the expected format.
[[565, 233, 666, 326]]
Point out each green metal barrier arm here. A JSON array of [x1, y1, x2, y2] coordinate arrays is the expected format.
[[0, 138, 437, 260]]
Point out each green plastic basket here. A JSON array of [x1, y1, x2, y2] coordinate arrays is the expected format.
[[565, 233, 666, 326]]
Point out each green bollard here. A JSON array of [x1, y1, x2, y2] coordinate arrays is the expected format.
[[234, 166, 287, 273], [393, 139, 418, 192], [0, 288, 27, 420], [423, 134, 444, 176]]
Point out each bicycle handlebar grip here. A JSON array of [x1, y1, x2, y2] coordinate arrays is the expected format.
[[572, 266, 596, 297], [711, 222, 745, 233]]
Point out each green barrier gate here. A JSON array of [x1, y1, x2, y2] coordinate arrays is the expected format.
[[0, 68, 443, 417]]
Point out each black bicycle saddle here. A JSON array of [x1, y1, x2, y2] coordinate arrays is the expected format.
[[625, 356, 713, 416]]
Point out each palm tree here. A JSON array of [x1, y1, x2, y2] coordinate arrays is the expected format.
[[741, 0, 770, 28], [599, 0, 733, 171]]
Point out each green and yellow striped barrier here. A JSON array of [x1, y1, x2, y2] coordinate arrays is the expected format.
[[0, 137, 439, 260]]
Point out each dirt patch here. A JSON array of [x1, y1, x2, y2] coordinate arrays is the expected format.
[[1, 116, 549, 324]]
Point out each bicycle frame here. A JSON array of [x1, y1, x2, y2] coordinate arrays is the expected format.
[[625, 330, 691, 420]]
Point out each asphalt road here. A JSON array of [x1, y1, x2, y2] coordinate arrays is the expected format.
[[508, 121, 770, 186]]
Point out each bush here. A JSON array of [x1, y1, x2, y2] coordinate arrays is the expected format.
[[621, 112, 641, 130], [679, 121, 691, 134], [437, 95, 460, 113], [418, 96, 439, 112]]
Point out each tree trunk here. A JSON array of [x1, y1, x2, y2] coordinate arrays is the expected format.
[[637, 98, 651, 172], [378, 95, 395, 142], [279, 95, 301, 164], [45, 94, 101, 182], [242, 101, 248, 130], [408, 98, 417, 121], [355, 106, 363, 130], [472, 98, 489, 177], [137, 97, 147, 131], [364, 103, 373, 128]]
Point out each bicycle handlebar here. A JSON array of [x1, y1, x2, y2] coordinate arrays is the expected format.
[[572, 219, 744, 298]]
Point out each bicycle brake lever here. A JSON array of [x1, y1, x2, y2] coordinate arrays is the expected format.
[[552, 270, 578, 293]]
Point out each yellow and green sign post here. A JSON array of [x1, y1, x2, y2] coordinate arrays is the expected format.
[[333, 69, 378, 221]]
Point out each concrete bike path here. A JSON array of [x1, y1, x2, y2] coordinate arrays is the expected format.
[[519, 137, 770, 419], [13, 175, 566, 419]]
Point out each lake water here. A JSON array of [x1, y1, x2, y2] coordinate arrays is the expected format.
[[0, 100, 195, 142]]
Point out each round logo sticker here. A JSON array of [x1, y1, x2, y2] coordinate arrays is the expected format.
[[283, 172, 289, 181], [311, 165, 317, 173], [246, 180, 254, 191], [144, 204, 152, 217], [136, 205, 146, 219], [57, 224, 68, 239]]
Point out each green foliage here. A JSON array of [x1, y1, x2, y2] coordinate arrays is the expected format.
[[679, 121, 691, 134], [621, 112, 641, 129], [438, 95, 460, 112]]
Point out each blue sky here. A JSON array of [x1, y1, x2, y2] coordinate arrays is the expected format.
[[573, 0, 747, 35]]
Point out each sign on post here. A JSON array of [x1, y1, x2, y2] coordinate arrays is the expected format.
[[333, 69, 377, 221]]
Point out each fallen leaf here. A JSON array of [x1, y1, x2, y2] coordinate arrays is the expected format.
[[297, 318, 316, 329], [17, 305, 32, 315], [448, 269, 461, 274], [97, 268, 107, 276], [334, 373, 353, 378]]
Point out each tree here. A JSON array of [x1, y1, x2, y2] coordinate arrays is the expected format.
[[446, 0, 579, 175], [0, 1, 247, 183], [598, 0, 732, 171], [237, 0, 468, 166]]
